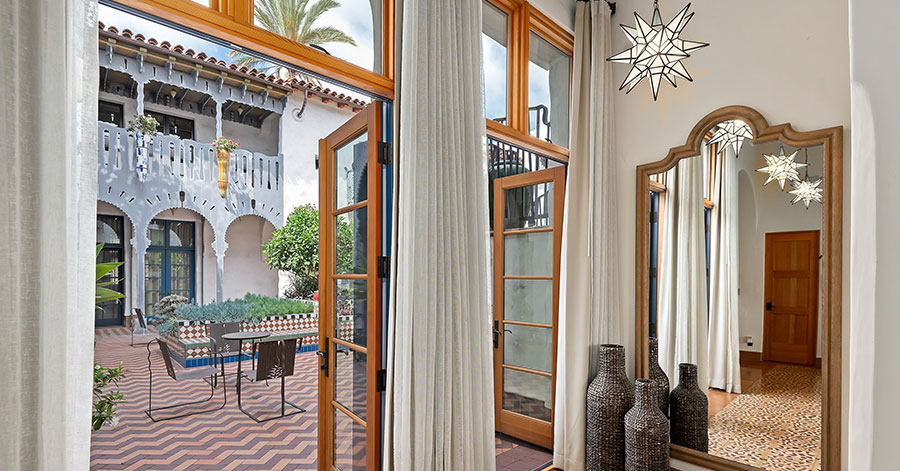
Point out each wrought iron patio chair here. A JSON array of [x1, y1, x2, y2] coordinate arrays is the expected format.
[[207, 321, 242, 387], [144, 338, 226, 422], [236, 338, 305, 422], [130, 308, 150, 347]]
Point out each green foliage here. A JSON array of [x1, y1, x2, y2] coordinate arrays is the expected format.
[[93, 362, 126, 431], [227, 0, 356, 75], [96, 243, 124, 307], [263, 204, 355, 299], [244, 293, 314, 319], [152, 294, 189, 327], [126, 113, 160, 136], [157, 295, 314, 336]]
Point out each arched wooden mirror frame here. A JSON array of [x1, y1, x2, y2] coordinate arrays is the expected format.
[[634, 105, 843, 470]]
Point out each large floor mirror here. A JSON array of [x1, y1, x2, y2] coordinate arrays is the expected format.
[[634, 106, 842, 470]]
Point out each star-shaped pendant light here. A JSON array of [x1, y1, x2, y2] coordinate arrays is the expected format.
[[709, 120, 753, 156], [788, 177, 824, 208], [607, 1, 709, 100], [756, 146, 807, 189]]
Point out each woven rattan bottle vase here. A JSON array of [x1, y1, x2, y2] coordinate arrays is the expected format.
[[586, 344, 635, 471], [648, 338, 670, 416], [625, 379, 670, 471], [669, 363, 708, 452]]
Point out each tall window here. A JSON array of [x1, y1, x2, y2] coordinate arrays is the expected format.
[[145, 219, 195, 315], [482, 1, 509, 123], [96, 215, 126, 326], [528, 32, 570, 147], [649, 191, 660, 337]]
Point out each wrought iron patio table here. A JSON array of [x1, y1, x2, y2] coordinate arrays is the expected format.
[[222, 331, 271, 393]]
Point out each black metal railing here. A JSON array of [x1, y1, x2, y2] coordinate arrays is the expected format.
[[487, 135, 565, 230]]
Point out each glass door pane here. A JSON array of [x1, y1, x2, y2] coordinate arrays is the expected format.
[[169, 251, 193, 301], [319, 102, 383, 471], [95, 246, 125, 325], [145, 251, 163, 316], [493, 166, 565, 449]]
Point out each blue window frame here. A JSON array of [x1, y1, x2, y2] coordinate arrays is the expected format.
[[648, 191, 660, 338], [145, 219, 195, 315], [96, 214, 126, 326]]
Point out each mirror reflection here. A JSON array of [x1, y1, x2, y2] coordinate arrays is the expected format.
[[647, 121, 824, 470]]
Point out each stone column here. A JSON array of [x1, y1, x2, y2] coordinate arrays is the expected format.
[[212, 232, 229, 303], [131, 221, 150, 335]]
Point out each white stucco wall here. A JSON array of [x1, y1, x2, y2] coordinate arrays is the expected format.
[[607, 1, 850, 468], [224, 216, 278, 298], [734, 142, 824, 358], [848, 0, 899, 468]]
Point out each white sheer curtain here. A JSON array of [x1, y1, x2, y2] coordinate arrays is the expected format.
[[708, 146, 742, 393], [657, 153, 709, 392], [553, 2, 619, 470], [382, 0, 495, 469], [0, 0, 98, 469]]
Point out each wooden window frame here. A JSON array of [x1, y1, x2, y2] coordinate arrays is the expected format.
[[484, 0, 573, 163], [111, 0, 395, 98]]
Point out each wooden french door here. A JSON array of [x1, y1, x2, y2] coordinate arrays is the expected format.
[[318, 102, 383, 471], [492, 166, 565, 449], [763, 230, 819, 365]]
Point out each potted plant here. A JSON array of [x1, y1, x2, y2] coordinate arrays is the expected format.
[[126, 114, 160, 183], [213, 137, 240, 198]]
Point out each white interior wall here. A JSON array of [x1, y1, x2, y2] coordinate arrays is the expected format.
[[607, 1, 850, 468], [848, 0, 899, 468], [734, 142, 824, 358]]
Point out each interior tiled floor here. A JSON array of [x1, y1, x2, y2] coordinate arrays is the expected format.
[[495, 434, 553, 471], [707, 359, 822, 471], [92, 327, 554, 470]]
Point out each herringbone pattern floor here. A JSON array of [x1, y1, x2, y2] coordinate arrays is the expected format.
[[92, 327, 551, 470], [92, 328, 319, 471]]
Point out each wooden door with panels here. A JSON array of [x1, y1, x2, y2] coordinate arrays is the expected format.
[[492, 166, 565, 449], [318, 102, 384, 471], [763, 230, 820, 366]]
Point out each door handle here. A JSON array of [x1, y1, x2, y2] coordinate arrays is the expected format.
[[317, 339, 329, 377], [766, 302, 774, 311], [492, 320, 501, 348]]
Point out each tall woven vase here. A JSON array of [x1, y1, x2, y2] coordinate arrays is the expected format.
[[669, 363, 708, 452], [625, 380, 670, 471], [648, 338, 670, 416], [586, 344, 635, 471]]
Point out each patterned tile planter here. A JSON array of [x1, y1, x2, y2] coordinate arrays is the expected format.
[[164, 313, 319, 367]]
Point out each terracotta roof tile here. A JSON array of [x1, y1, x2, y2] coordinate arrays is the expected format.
[[99, 23, 368, 110]]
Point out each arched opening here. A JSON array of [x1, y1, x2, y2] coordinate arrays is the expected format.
[[223, 214, 278, 299]]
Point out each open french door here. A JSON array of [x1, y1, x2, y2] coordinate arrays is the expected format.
[[318, 102, 384, 471], [492, 166, 565, 449]]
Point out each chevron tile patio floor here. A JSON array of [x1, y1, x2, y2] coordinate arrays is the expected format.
[[92, 327, 552, 470]]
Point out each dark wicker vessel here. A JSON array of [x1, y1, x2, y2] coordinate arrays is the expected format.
[[625, 380, 670, 471], [669, 363, 708, 452], [586, 344, 635, 471], [648, 338, 670, 417]]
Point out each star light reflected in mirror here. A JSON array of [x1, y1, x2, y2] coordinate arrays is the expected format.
[[788, 177, 824, 208], [756, 146, 807, 189], [709, 120, 753, 156]]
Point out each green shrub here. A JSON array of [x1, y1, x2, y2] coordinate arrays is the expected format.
[[153, 294, 189, 324], [93, 362, 126, 430], [157, 295, 313, 336], [244, 293, 313, 320], [263, 204, 355, 299]]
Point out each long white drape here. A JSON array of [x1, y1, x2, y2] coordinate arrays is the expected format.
[[0, 0, 98, 469], [657, 153, 709, 392], [553, 2, 619, 470], [382, 1, 495, 469], [708, 146, 742, 393]]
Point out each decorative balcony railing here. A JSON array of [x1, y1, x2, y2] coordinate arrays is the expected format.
[[97, 121, 284, 256]]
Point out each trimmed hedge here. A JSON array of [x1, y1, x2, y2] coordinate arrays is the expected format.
[[157, 294, 314, 336]]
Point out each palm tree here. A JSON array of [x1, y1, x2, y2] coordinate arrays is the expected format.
[[228, 0, 357, 75]]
